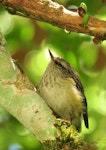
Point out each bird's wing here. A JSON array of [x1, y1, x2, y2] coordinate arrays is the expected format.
[[69, 66, 89, 128]]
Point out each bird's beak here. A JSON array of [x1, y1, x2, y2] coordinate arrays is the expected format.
[[48, 49, 55, 61]]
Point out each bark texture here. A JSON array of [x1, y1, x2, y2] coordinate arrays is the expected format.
[[0, 0, 106, 41]]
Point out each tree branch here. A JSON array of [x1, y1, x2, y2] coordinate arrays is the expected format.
[[1, 0, 106, 41], [0, 31, 59, 148]]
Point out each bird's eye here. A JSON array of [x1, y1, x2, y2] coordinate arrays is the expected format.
[[55, 61, 63, 67]]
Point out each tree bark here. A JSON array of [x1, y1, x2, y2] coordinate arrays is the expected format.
[[0, 31, 59, 149], [0, 0, 106, 41]]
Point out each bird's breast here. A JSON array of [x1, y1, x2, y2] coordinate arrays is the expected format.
[[39, 75, 83, 120]]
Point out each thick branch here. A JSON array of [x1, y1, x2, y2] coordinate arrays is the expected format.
[[0, 32, 60, 149], [1, 0, 106, 40]]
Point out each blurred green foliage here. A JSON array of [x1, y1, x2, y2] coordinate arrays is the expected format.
[[0, 0, 106, 150]]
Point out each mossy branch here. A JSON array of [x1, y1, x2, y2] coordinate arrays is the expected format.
[[0, 0, 106, 41], [0, 31, 58, 149]]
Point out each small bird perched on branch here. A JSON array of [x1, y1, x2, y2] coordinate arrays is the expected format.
[[38, 50, 89, 132]]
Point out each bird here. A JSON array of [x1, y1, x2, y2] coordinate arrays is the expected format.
[[38, 49, 89, 132]]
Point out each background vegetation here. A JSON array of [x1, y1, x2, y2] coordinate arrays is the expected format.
[[0, 0, 106, 149]]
